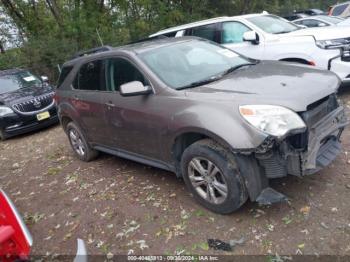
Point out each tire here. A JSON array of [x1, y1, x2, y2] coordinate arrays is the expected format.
[[181, 139, 248, 214], [0, 129, 6, 141], [66, 122, 98, 162]]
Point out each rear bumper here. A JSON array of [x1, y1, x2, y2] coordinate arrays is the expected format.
[[0, 107, 58, 139], [257, 104, 348, 178]]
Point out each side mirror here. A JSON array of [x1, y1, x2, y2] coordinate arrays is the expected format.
[[243, 31, 260, 45], [41, 76, 49, 82], [318, 23, 327, 27], [120, 81, 152, 97]]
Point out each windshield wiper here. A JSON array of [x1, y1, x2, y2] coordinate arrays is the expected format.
[[177, 76, 221, 90], [221, 62, 257, 76]]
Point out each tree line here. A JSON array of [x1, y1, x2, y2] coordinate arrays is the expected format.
[[0, 0, 340, 80]]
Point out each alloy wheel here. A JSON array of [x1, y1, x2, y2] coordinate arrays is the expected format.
[[69, 129, 86, 157], [187, 157, 228, 205]]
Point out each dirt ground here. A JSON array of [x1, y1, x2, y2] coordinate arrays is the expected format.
[[1, 89, 350, 258]]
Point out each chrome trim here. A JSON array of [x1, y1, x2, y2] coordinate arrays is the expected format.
[[12, 101, 55, 116], [0, 190, 33, 247], [12, 93, 55, 115]]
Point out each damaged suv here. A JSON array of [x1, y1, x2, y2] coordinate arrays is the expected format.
[[56, 37, 348, 214]]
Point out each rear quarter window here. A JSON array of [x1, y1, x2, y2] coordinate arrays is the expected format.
[[57, 66, 73, 88]]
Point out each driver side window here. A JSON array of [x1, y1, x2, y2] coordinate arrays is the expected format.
[[221, 22, 250, 44], [107, 58, 148, 92]]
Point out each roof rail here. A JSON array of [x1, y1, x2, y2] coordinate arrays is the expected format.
[[128, 35, 168, 45], [72, 45, 113, 59]]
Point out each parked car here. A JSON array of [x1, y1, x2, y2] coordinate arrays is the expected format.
[[329, 1, 350, 18], [293, 15, 344, 28], [283, 13, 309, 21], [56, 38, 348, 214], [0, 69, 58, 140], [0, 189, 32, 261], [0, 189, 87, 262], [150, 14, 350, 84], [295, 9, 325, 16]]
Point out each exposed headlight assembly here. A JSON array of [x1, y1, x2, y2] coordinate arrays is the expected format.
[[0, 106, 14, 117], [316, 38, 350, 49], [239, 105, 306, 138]]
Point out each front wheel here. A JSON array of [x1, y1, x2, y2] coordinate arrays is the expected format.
[[0, 129, 7, 141], [181, 139, 247, 214]]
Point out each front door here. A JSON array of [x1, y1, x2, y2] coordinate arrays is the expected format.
[[219, 21, 265, 60], [102, 57, 165, 159]]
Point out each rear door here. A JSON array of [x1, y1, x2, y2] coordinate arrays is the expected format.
[[70, 59, 109, 144]]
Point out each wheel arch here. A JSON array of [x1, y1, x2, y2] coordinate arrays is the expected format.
[[170, 128, 235, 177]]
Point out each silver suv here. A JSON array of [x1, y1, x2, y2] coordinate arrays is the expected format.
[[56, 37, 348, 214]]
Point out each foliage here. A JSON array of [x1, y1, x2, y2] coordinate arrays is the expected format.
[[0, 0, 340, 80]]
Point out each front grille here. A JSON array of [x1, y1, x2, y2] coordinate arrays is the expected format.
[[288, 95, 339, 150], [12, 93, 54, 113], [301, 94, 339, 127]]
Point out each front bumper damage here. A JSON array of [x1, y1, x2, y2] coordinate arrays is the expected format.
[[248, 95, 348, 205], [257, 97, 348, 179]]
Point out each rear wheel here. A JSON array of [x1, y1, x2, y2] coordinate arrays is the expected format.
[[66, 122, 98, 162], [181, 139, 247, 214]]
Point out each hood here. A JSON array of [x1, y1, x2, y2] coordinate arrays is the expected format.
[[184, 61, 340, 112], [0, 85, 54, 106], [286, 26, 350, 40]]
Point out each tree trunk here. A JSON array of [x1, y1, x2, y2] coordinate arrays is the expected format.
[[45, 0, 63, 28], [0, 42, 5, 54]]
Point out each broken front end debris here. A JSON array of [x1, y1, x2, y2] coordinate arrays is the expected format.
[[250, 94, 348, 204]]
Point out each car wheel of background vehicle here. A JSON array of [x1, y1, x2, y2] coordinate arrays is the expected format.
[[0, 129, 6, 141], [181, 139, 248, 214], [66, 122, 98, 162]]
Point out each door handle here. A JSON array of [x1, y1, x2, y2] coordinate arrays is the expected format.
[[73, 95, 80, 101], [105, 102, 115, 107]]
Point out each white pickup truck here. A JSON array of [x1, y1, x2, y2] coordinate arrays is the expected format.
[[150, 14, 350, 83]]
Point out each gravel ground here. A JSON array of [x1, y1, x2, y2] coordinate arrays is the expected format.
[[0, 89, 350, 257]]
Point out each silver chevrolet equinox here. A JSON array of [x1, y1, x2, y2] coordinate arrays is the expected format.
[[56, 37, 348, 214]]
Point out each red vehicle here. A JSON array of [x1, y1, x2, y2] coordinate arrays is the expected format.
[[0, 190, 32, 261]]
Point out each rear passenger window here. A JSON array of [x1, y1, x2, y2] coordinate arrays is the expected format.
[[162, 32, 177, 37], [57, 66, 73, 88], [74, 60, 106, 91], [107, 58, 148, 92], [189, 24, 218, 42]]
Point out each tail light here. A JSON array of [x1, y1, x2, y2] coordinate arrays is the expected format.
[[0, 190, 32, 261]]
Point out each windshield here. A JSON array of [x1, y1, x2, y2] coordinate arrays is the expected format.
[[248, 15, 300, 34], [0, 71, 42, 95], [138, 40, 251, 89]]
